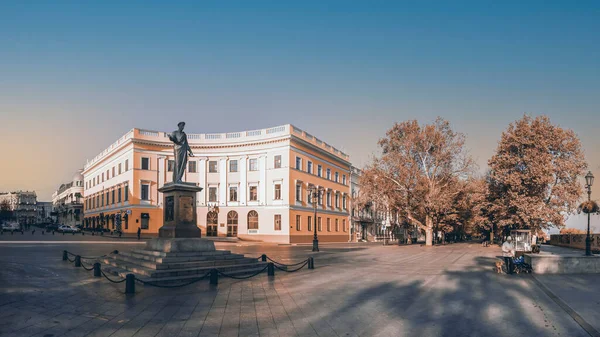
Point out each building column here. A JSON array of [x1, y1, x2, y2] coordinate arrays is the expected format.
[[198, 157, 207, 206], [259, 155, 267, 205], [219, 158, 227, 206], [157, 156, 166, 207], [239, 156, 247, 206]]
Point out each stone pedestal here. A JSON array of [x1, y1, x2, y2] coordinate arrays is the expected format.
[[157, 182, 203, 238]]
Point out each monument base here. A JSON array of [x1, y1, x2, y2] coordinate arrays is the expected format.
[[146, 238, 215, 253], [157, 182, 203, 238]]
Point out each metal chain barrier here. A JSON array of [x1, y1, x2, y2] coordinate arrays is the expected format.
[[273, 259, 309, 272], [65, 250, 118, 260], [217, 264, 269, 280], [100, 270, 127, 283], [81, 261, 95, 271], [66, 255, 76, 263], [266, 256, 309, 267], [135, 271, 212, 288]]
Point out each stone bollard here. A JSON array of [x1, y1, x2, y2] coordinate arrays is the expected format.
[[261, 254, 267, 262], [267, 262, 275, 277], [82, 231, 84, 236], [72, 231, 75, 235], [308, 257, 315, 270], [31, 230, 35, 235], [11, 230, 13, 235], [210, 269, 218, 285], [52, 231, 54, 235], [42, 230, 44, 235], [74, 255, 81, 267], [125, 274, 135, 294], [21, 230, 24, 235], [93, 263, 101, 277], [63, 250, 68, 261]]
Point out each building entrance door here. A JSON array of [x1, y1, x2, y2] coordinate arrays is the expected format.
[[227, 211, 238, 237], [207, 212, 218, 237]]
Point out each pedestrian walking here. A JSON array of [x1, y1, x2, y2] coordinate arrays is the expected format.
[[502, 236, 515, 274], [137, 227, 141, 240]]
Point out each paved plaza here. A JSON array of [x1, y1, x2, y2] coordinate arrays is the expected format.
[[1, 235, 600, 337]]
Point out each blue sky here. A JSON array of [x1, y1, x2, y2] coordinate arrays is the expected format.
[[0, 1, 599, 230]]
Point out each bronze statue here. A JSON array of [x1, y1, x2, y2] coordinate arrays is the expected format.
[[168, 122, 194, 183]]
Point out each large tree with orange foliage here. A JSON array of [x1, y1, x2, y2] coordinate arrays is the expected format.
[[487, 115, 587, 233], [358, 118, 477, 245]]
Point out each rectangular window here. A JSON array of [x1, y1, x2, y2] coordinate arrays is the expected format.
[[102, 173, 104, 182], [106, 170, 109, 180], [318, 191, 323, 205], [274, 184, 281, 200], [118, 188, 122, 202], [335, 172, 339, 182], [229, 160, 238, 172], [307, 189, 313, 204], [141, 157, 150, 170], [335, 219, 339, 232], [318, 217, 322, 232], [249, 159, 258, 171], [125, 159, 129, 171], [335, 194, 339, 208], [296, 215, 301, 231], [307, 161, 313, 174], [343, 219, 346, 232], [274, 155, 281, 169], [112, 167, 115, 177], [343, 175, 346, 185], [106, 191, 110, 205], [112, 190, 115, 205], [229, 186, 238, 202], [118, 163, 122, 174], [101, 193, 104, 206], [317, 165, 322, 177], [295, 157, 302, 170], [327, 191, 331, 207], [327, 218, 331, 232], [295, 184, 302, 202], [124, 185, 129, 201], [141, 184, 149, 201], [188, 161, 197, 173], [209, 187, 217, 202], [249, 186, 258, 201], [274, 214, 281, 231], [327, 168, 331, 180], [209, 161, 218, 173], [308, 216, 312, 232], [167, 160, 175, 172], [343, 195, 347, 209]]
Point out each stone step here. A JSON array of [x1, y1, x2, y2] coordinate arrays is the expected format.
[[101, 258, 264, 278], [111, 254, 257, 270], [119, 250, 247, 264], [130, 249, 232, 258], [102, 263, 268, 286]]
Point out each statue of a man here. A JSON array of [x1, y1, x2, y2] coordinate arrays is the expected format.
[[168, 122, 194, 183]]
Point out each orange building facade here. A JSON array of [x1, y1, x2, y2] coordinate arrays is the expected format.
[[82, 125, 352, 244]]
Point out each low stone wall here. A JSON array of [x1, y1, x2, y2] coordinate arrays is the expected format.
[[524, 254, 600, 274], [550, 234, 600, 251]]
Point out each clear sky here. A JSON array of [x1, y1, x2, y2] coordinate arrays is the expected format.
[[0, 1, 599, 228]]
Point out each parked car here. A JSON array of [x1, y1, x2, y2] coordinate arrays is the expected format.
[[2, 222, 20, 232], [58, 225, 79, 233]]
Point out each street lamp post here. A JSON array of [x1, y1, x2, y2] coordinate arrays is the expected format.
[[308, 186, 324, 252], [585, 171, 594, 256]]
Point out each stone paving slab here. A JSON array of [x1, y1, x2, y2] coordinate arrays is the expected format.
[[0, 240, 598, 336]]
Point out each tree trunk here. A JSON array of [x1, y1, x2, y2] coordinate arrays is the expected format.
[[425, 215, 433, 246]]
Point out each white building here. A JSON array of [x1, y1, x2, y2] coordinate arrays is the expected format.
[[52, 170, 84, 227]]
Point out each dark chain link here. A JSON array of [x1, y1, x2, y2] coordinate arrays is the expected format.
[[135, 271, 212, 288], [81, 261, 95, 271], [217, 264, 269, 279], [266, 256, 309, 267], [65, 250, 117, 260], [273, 260, 309, 272], [67, 256, 76, 263], [101, 270, 127, 283]]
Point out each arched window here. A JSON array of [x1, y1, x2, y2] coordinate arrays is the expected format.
[[207, 212, 218, 225], [247, 210, 259, 230], [227, 211, 238, 225], [227, 211, 238, 237]]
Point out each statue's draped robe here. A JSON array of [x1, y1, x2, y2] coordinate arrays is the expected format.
[[171, 130, 189, 183]]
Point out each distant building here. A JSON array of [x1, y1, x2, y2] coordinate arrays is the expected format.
[[36, 201, 54, 224], [349, 166, 385, 242], [82, 125, 351, 243], [52, 170, 84, 227], [0, 191, 37, 225]]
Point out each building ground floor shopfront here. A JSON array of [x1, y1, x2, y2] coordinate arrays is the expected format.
[[83, 206, 351, 244]]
